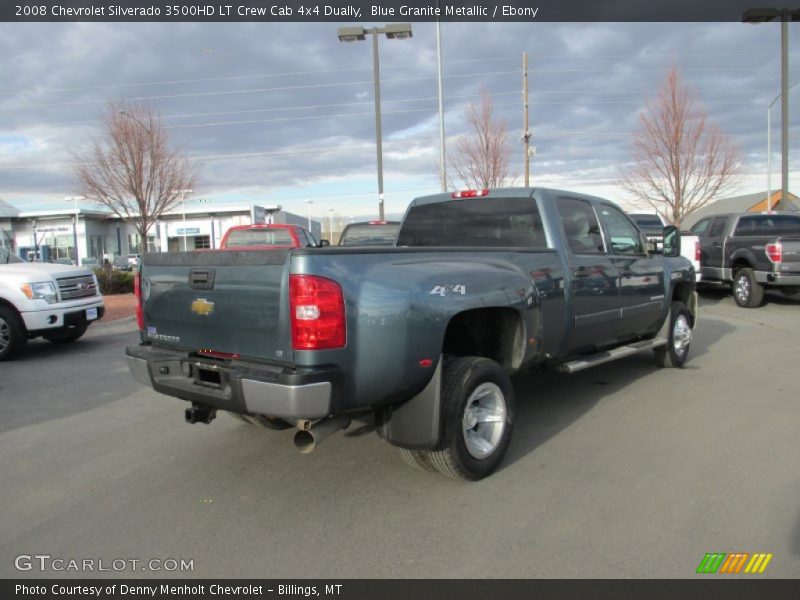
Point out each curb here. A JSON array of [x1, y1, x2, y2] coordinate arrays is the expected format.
[[87, 315, 138, 338]]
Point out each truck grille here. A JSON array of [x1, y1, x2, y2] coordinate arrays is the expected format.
[[57, 275, 98, 300]]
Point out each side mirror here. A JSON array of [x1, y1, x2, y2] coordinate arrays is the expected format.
[[662, 226, 680, 257], [318, 239, 330, 247]]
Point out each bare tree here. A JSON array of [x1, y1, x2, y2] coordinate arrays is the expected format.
[[73, 99, 196, 253], [448, 91, 513, 189], [618, 68, 741, 226]]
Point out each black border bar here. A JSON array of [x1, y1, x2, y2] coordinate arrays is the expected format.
[[2, 0, 784, 22], [4, 579, 800, 600]]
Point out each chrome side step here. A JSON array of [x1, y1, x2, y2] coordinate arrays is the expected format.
[[557, 338, 668, 374]]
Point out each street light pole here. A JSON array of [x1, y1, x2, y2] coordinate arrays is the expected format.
[[177, 189, 193, 252], [743, 8, 800, 204], [780, 17, 789, 204], [371, 29, 385, 220], [64, 195, 85, 265], [767, 81, 799, 210], [305, 198, 313, 230], [436, 15, 446, 192], [338, 23, 412, 221]]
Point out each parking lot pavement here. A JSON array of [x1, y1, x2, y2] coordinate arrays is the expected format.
[[0, 291, 798, 579]]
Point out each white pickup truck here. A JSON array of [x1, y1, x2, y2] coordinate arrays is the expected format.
[[0, 246, 105, 360]]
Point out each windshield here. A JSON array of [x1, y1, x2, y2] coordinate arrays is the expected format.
[[339, 223, 400, 246], [0, 247, 24, 264], [225, 228, 294, 247]]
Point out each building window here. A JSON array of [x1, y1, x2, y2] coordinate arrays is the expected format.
[[193, 235, 210, 249], [90, 235, 106, 259], [43, 234, 75, 261]]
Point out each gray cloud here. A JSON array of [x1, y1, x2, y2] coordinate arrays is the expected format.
[[0, 20, 798, 215]]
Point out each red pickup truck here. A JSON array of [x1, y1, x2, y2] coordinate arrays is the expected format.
[[219, 224, 325, 249]]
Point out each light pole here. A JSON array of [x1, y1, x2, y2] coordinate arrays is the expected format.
[[305, 198, 313, 230], [744, 8, 800, 204], [337, 23, 413, 220], [767, 81, 799, 210], [64, 195, 85, 265], [435, 10, 446, 192], [177, 189, 194, 251], [328, 208, 335, 242]]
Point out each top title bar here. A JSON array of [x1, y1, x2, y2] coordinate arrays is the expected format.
[[2, 0, 786, 22]]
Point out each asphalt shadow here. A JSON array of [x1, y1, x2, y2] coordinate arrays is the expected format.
[[0, 330, 142, 433], [502, 314, 734, 470]]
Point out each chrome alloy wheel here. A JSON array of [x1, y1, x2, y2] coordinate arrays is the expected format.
[[0, 317, 10, 354], [672, 314, 693, 355], [461, 382, 507, 459], [735, 275, 750, 304]]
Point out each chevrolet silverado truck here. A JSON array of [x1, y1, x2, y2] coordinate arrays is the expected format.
[[0, 246, 105, 360], [689, 212, 800, 307], [126, 188, 697, 480]]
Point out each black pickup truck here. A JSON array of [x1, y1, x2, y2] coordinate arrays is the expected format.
[[689, 212, 800, 307], [127, 188, 698, 480]]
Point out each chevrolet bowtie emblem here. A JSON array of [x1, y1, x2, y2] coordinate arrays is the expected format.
[[191, 298, 215, 316]]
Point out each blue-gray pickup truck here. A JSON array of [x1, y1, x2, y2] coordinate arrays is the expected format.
[[126, 188, 698, 480]]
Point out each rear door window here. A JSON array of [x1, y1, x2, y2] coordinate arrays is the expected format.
[[555, 197, 606, 255], [709, 217, 727, 237]]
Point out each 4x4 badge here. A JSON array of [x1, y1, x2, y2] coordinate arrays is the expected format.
[[191, 298, 215, 316]]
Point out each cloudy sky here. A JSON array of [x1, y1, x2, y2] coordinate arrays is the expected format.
[[0, 19, 798, 220]]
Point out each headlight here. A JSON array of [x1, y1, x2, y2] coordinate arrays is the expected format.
[[21, 281, 58, 303]]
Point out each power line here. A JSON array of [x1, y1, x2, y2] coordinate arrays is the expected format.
[[0, 70, 522, 111]]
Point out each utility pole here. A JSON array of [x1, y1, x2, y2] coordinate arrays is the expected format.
[[522, 52, 531, 187]]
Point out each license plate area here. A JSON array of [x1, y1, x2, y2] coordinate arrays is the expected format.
[[192, 363, 224, 389], [86, 307, 98, 321]]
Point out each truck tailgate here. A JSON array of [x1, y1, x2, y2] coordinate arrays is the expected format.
[[776, 237, 800, 272], [140, 250, 292, 362]]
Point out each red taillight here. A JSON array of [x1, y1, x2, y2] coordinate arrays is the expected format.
[[451, 189, 489, 199], [766, 242, 782, 263], [368, 220, 387, 225], [694, 241, 701, 262], [134, 271, 144, 331], [289, 274, 346, 350]]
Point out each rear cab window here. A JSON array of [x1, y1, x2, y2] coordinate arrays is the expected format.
[[734, 215, 800, 236], [396, 197, 549, 248]]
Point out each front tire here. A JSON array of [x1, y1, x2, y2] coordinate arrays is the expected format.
[[427, 357, 515, 481], [0, 305, 27, 361], [732, 268, 764, 308], [654, 301, 693, 368]]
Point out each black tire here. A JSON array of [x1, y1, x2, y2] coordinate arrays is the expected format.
[[732, 268, 764, 308], [44, 322, 88, 344], [0, 305, 27, 361], [397, 448, 437, 472], [654, 301, 693, 368], [427, 356, 515, 481], [227, 412, 292, 430]]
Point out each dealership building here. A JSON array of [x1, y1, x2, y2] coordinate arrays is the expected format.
[[0, 199, 322, 265]]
